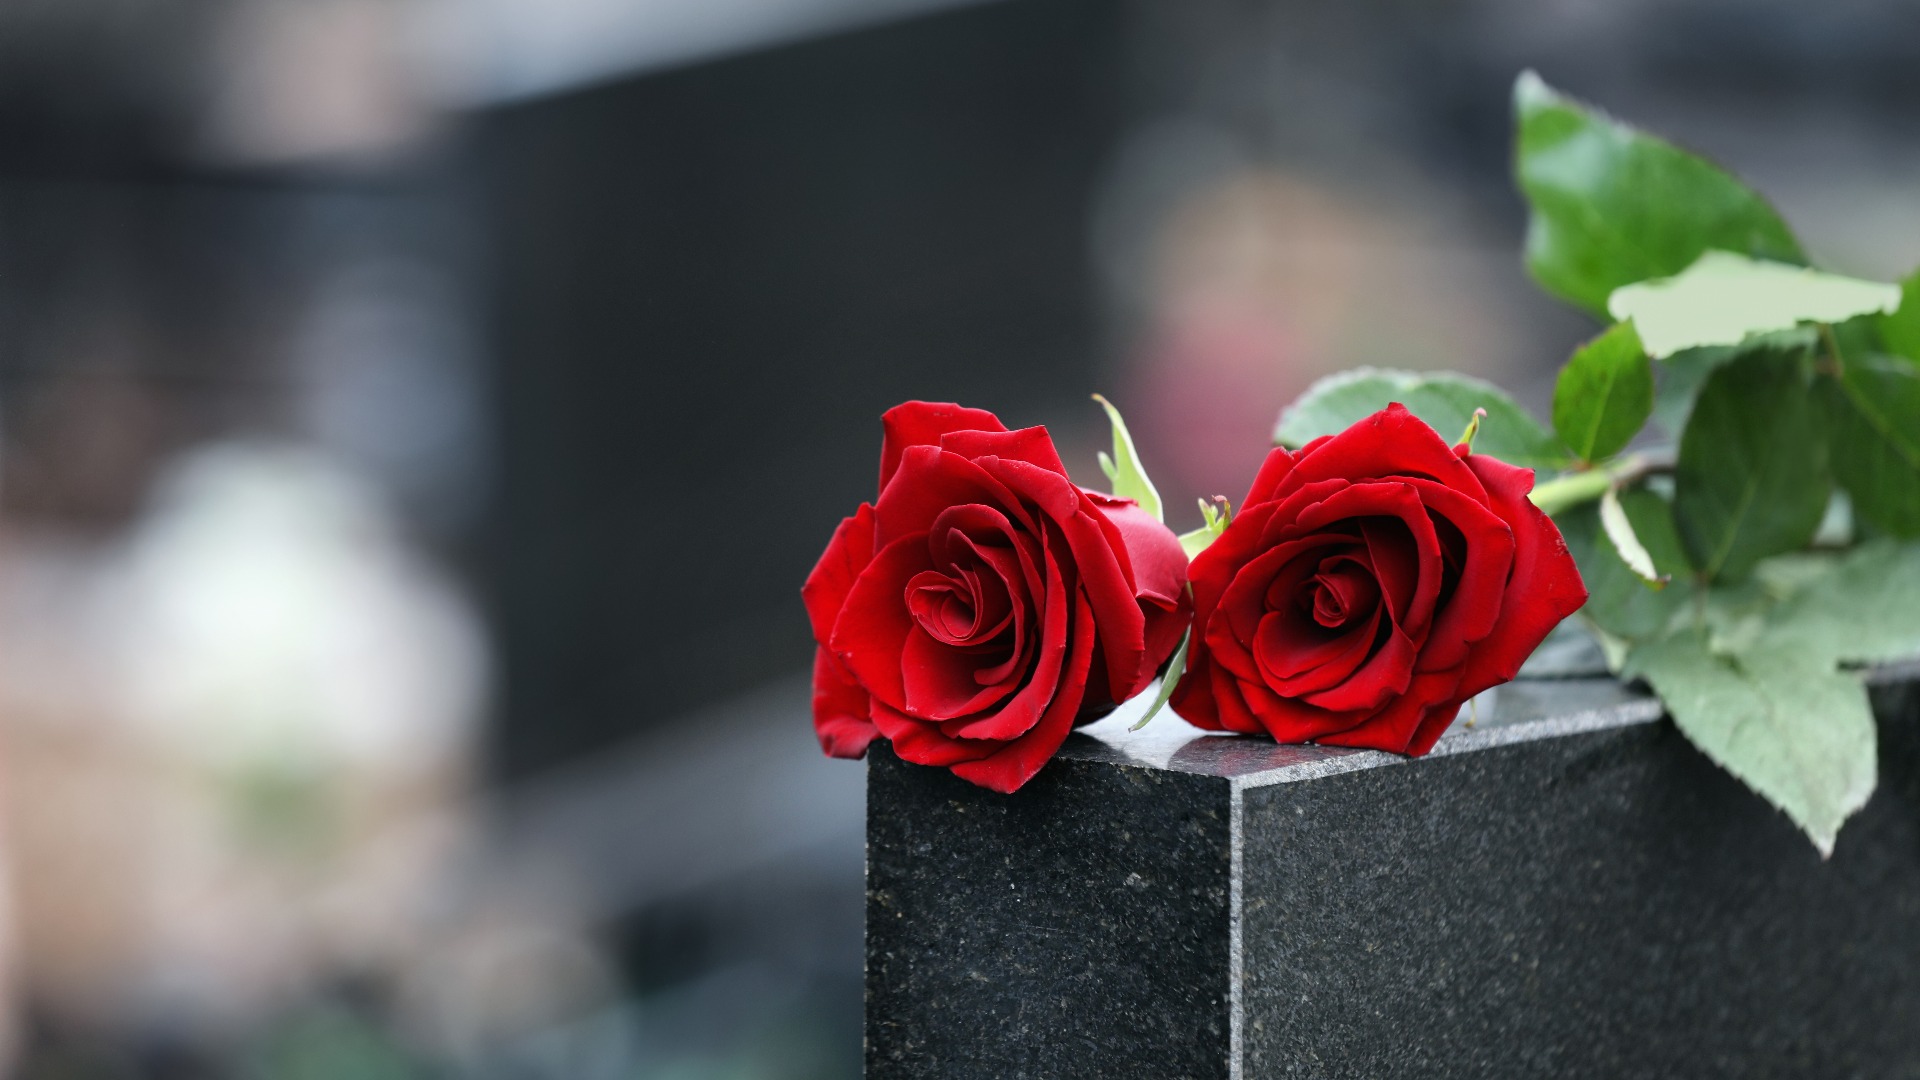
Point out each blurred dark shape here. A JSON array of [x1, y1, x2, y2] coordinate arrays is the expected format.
[[0, 1, 220, 172], [0, 0, 1918, 1077], [474, 0, 1127, 779]]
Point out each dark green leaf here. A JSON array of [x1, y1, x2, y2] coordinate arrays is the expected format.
[[1274, 368, 1567, 470], [1817, 355, 1920, 537], [1553, 321, 1652, 462], [1672, 346, 1828, 580], [1651, 328, 1815, 438], [1512, 71, 1805, 317], [1877, 267, 1920, 362]]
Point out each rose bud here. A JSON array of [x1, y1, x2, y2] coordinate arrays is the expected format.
[[803, 401, 1190, 793], [1171, 403, 1587, 755]]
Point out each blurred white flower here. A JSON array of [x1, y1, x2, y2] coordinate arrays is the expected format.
[[114, 442, 484, 779]]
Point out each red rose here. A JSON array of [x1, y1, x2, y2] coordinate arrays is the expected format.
[[803, 402, 1190, 792], [1171, 403, 1587, 755]]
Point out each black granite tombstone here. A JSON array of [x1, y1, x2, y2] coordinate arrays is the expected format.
[[865, 668, 1920, 1078]]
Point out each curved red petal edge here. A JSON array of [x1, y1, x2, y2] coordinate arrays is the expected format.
[[878, 401, 1008, 491], [801, 503, 875, 646], [812, 647, 877, 758], [1451, 453, 1589, 695]]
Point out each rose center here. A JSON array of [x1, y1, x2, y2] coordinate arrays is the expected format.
[[906, 566, 1012, 647], [1300, 558, 1380, 629]]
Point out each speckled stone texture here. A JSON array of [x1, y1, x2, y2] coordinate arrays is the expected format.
[[865, 669, 1920, 1078]]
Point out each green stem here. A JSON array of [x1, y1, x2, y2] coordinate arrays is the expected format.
[[1529, 453, 1668, 516], [1529, 468, 1616, 516]]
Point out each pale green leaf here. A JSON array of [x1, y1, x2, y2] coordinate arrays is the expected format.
[[1758, 540, 1920, 667], [1672, 345, 1828, 581], [1553, 321, 1652, 463], [1513, 71, 1804, 317], [1273, 368, 1566, 471], [1608, 251, 1900, 359], [1599, 486, 1665, 585], [1628, 635, 1876, 857], [1176, 497, 1231, 559], [1092, 394, 1162, 523]]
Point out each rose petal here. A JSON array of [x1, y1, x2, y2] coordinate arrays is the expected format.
[[950, 590, 1098, 793], [901, 624, 1018, 718], [1407, 697, 1467, 756], [872, 700, 997, 767], [1282, 482, 1444, 636], [1088, 493, 1189, 609], [940, 426, 1070, 478], [801, 503, 875, 646], [976, 456, 1154, 703], [1274, 402, 1488, 506], [1169, 646, 1226, 731], [1317, 669, 1463, 754], [1393, 477, 1516, 673], [1255, 606, 1380, 695], [1083, 491, 1191, 702], [1449, 453, 1589, 695], [1231, 671, 1363, 743], [1224, 535, 1354, 646], [938, 521, 1073, 741], [830, 533, 935, 709], [1300, 618, 1416, 712], [880, 401, 1006, 490], [874, 446, 1035, 550], [812, 648, 877, 758], [1309, 558, 1379, 627], [1243, 445, 1300, 506]]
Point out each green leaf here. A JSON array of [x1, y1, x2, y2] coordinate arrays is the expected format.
[[1274, 368, 1567, 470], [1672, 346, 1828, 581], [1513, 71, 1805, 317], [1876, 267, 1920, 362], [1818, 355, 1920, 537], [1759, 539, 1920, 667], [1177, 497, 1232, 559], [1129, 628, 1191, 732], [1091, 394, 1162, 523], [1608, 251, 1901, 358], [1558, 488, 1692, 644], [1650, 328, 1816, 438], [1617, 540, 1920, 855], [1553, 321, 1653, 463], [1628, 634, 1875, 857]]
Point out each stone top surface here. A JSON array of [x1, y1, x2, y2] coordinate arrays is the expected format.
[[1066, 651, 1920, 788], [1063, 676, 1663, 788]]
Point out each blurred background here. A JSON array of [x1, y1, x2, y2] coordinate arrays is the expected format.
[[0, 0, 1915, 1075]]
